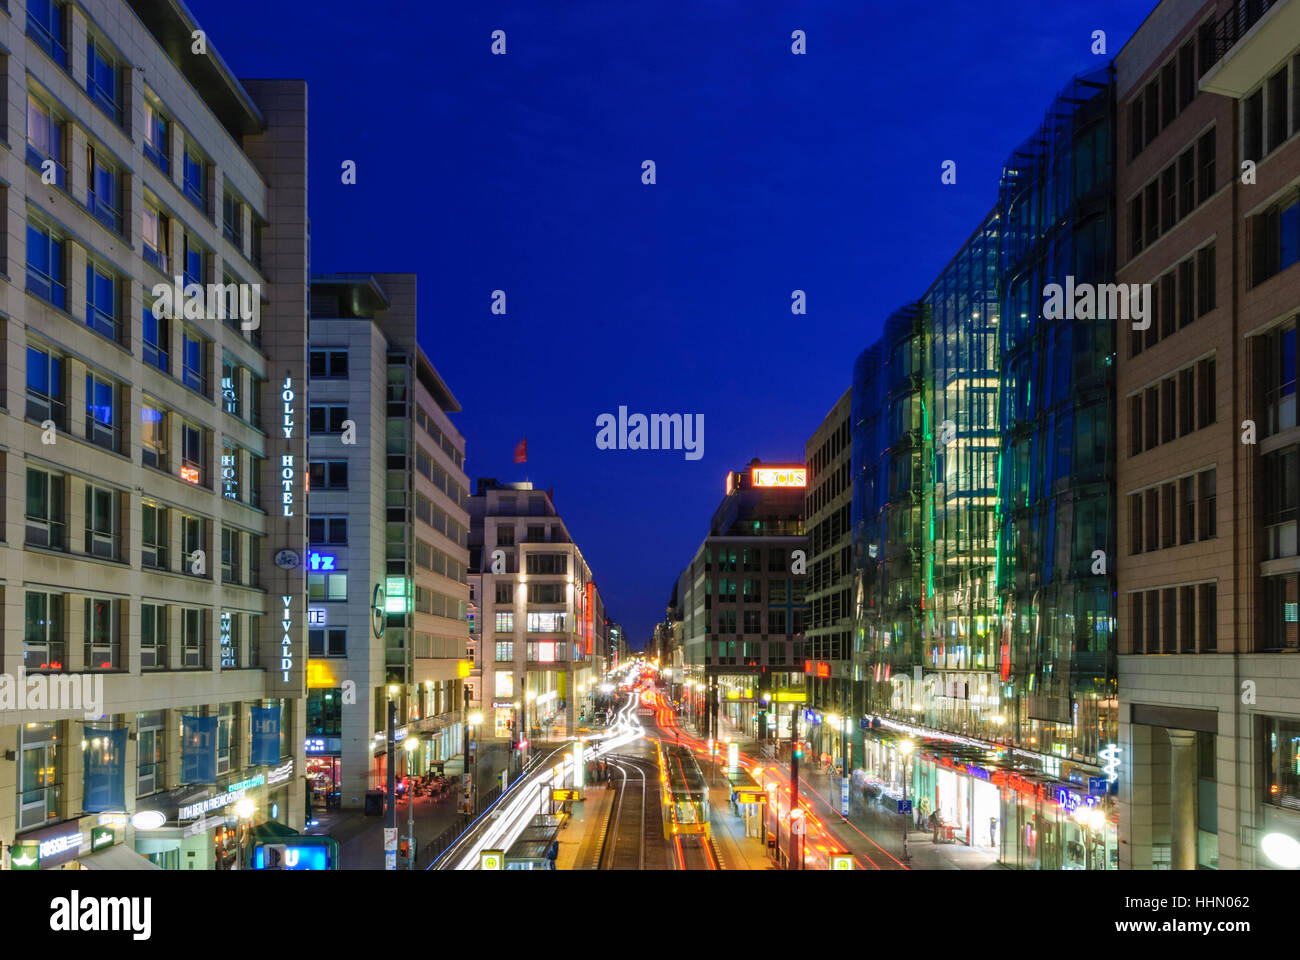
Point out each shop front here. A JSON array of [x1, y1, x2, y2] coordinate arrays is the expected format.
[[305, 737, 342, 811], [996, 770, 1118, 870], [132, 769, 279, 870], [8, 815, 155, 871]]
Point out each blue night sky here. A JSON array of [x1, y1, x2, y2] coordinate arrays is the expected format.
[[191, 0, 1151, 648]]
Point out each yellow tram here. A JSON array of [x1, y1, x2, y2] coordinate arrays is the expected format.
[[657, 740, 711, 839]]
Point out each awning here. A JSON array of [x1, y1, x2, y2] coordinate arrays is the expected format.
[[79, 845, 162, 870]]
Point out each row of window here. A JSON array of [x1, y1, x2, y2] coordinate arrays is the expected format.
[[706, 546, 792, 573], [1129, 129, 1215, 258], [415, 404, 466, 470], [415, 492, 469, 548], [703, 639, 802, 666], [23, 591, 258, 673], [17, 701, 288, 832], [415, 537, 468, 584], [1128, 356, 1217, 456], [492, 611, 570, 634], [1130, 244, 1216, 358], [495, 523, 567, 546], [412, 586, 468, 621], [1242, 53, 1300, 166], [1128, 467, 1217, 554], [709, 609, 806, 636], [415, 444, 468, 508], [1130, 582, 1217, 654], [25, 466, 263, 585], [1127, 22, 1215, 161], [708, 578, 806, 604], [491, 640, 574, 663]]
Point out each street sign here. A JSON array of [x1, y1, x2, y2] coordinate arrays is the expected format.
[[839, 778, 850, 816], [830, 854, 854, 870], [735, 790, 768, 805], [481, 849, 505, 870], [552, 788, 581, 802], [1088, 776, 1109, 795], [897, 799, 912, 814]]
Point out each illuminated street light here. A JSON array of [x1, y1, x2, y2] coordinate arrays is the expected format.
[[468, 711, 484, 726]]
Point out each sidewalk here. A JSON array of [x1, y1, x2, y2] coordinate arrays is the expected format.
[[708, 784, 775, 870], [704, 712, 1002, 870], [554, 784, 615, 870]]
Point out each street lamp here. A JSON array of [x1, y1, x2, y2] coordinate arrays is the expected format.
[[404, 736, 419, 869], [899, 738, 915, 865], [234, 798, 255, 870]]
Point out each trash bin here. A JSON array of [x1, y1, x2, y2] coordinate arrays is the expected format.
[[364, 789, 384, 816]]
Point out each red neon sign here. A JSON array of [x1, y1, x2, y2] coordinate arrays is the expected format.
[[179, 465, 201, 485]]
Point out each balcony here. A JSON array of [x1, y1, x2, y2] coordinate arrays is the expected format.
[[1201, 0, 1300, 97]]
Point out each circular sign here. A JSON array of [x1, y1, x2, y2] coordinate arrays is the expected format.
[[274, 549, 301, 570], [372, 584, 386, 639]]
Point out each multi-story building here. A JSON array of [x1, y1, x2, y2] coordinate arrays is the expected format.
[[854, 67, 1121, 869], [677, 460, 807, 744], [468, 481, 602, 749], [803, 389, 853, 764], [0, 0, 308, 869], [304, 273, 471, 810], [1116, 0, 1300, 870]]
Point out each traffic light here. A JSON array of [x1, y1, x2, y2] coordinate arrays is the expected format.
[[793, 742, 804, 760]]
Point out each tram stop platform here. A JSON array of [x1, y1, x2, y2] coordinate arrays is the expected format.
[[554, 783, 614, 870], [708, 783, 777, 870]]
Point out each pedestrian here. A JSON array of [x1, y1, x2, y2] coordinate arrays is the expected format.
[[989, 816, 998, 848]]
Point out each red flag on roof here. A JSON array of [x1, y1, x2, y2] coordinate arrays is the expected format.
[[514, 437, 527, 464]]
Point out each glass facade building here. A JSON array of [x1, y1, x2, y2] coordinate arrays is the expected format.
[[851, 66, 1119, 869]]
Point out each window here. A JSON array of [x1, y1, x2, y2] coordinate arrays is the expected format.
[[1129, 493, 1143, 554], [84, 484, 119, 559], [143, 100, 168, 173], [1197, 356, 1216, 429], [526, 611, 567, 633], [1162, 588, 1177, 654], [137, 711, 164, 794], [221, 526, 241, 584], [308, 627, 346, 657], [1145, 78, 1159, 144], [26, 221, 65, 308], [142, 202, 170, 274], [83, 262, 119, 341], [182, 146, 206, 211], [1161, 483, 1176, 548], [495, 582, 513, 603], [182, 328, 207, 395], [183, 234, 205, 286], [308, 572, 348, 602], [1145, 387, 1159, 451], [17, 721, 60, 831], [181, 607, 205, 667], [1178, 368, 1194, 436], [1252, 195, 1300, 287], [84, 372, 118, 451], [1160, 164, 1176, 233], [25, 468, 65, 550], [24, 592, 63, 671], [309, 404, 348, 434], [1177, 148, 1195, 220], [1197, 130, 1215, 204], [86, 143, 120, 231], [1263, 320, 1297, 437], [140, 605, 166, 669], [743, 610, 762, 634], [222, 190, 242, 246], [1191, 244, 1213, 319], [309, 460, 348, 490], [495, 611, 514, 633], [26, 93, 65, 187], [1178, 40, 1196, 110], [1180, 476, 1196, 544], [1245, 88, 1264, 163], [1200, 582, 1217, 652], [140, 402, 166, 470], [1263, 445, 1298, 561], [1199, 468, 1217, 540], [1262, 572, 1300, 651], [1263, 716, 1300, 809], [496, 525, 514, 547], [1129, 93, 1144, 159], [1145, 488, 1158, 550], [525, 553, 567, 575], [1180, 586, 1195, 653], [1130, 193, 1144, 257], [1160, 377, 1176, 444], [310, 350, 348, 378], [1129, 395, 1143, 456], [1267, 66, 1290, 154], [27, 0, 66, 67], [26, 345, 65, 428], [1177, 258, 1194, 329], [308, 517, 348, 544], [180, 512, 206, 570], [216, 705, 233, 776], [495, 640, 514, 661], [180, 421, 206, 486], [84, 596, 120, 669], [1132, 592, 1145, 653], [142, 502, 167, 569]]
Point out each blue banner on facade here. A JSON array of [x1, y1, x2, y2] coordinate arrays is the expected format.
[[250, 706, 280, 765], [82, 727, 126, 812], [181, 715, 218, 784]]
